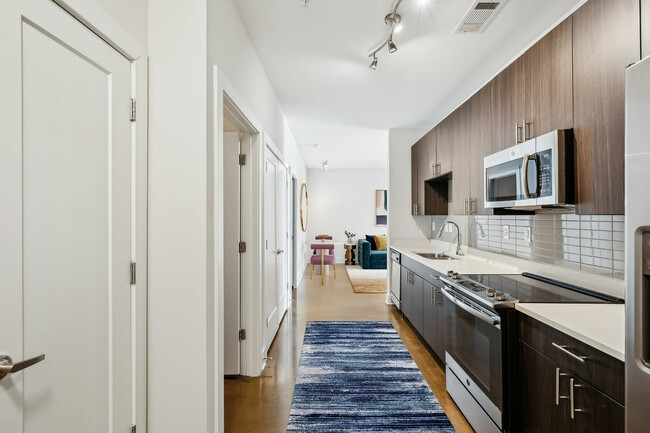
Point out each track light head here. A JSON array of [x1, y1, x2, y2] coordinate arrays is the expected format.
[[388, 38, 397, 53], [369, 56, 378, 70]]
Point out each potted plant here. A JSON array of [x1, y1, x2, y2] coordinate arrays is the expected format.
[[344, 230, 356, 245]]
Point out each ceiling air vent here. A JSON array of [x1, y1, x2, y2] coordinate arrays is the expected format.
[[454, 0, 508, 34]]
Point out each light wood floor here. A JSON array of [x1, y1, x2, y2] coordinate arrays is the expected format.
[[224, 265, 474, 433]]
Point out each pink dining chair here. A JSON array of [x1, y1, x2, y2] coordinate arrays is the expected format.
[[313, 235, 334, 255], [310, 243, 336, 286]]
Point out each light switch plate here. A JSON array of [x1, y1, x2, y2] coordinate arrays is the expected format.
[[524, 227, 532, 243], [502, 225, 510, 240]]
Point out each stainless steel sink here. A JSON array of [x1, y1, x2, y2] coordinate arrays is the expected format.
[[415, 252, 458, 260]]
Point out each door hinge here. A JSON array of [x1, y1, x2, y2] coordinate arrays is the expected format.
[[239, 329, 246, 341], [239, 154, 246, 165], [239, 242, 246, 253], [130, 261, 136, 285], [130, 99, 136, 122], [131, 425, 136, 433]]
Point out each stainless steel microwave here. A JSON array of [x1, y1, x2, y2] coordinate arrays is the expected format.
[[484, 129, 575, 210]]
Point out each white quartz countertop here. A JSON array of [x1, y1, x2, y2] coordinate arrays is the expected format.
[[390, 239, 625, 362], [515, 303, 625, 362], [390, 243, 520, 276]]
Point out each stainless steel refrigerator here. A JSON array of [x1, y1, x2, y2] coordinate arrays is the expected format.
[[625, 56, 650, 433]]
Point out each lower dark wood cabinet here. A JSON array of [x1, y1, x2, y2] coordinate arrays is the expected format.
[[518, 343, 570, 433], [517, 315, 624, 433], [400, 260, 446, 363]]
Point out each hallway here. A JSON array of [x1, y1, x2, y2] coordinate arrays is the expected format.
[[224, 267, 473, 432]]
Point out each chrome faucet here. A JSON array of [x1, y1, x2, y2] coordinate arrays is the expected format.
[[437, 221, 464, 256]]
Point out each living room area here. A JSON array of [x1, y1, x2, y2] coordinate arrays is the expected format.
[[303, 162, 389, 295]]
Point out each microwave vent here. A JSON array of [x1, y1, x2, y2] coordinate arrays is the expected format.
[[454, 0, 508, 34]]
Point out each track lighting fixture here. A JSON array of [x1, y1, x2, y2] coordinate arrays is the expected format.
[[299, 0, 310, 6], [387, 37, 397, 53], [322, 161, 329, 171], [368, 0, 407, 69], [369, 55, 378, 70]]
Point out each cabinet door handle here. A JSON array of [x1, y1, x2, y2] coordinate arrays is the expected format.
[[515, 122, 523, 144], [555, 367, 569, 405], [431, 286, 434, 304], [464, 198, 468, 215], [524, 118, 533, 140], [570, 378, 585, 419], [552, 343, 587, 363]]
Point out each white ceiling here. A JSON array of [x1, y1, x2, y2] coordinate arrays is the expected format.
[[234, 0, 584, 169]]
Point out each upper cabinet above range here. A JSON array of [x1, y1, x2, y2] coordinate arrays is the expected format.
[[522, 17, 574, 142], [491, 17, 573, 152]]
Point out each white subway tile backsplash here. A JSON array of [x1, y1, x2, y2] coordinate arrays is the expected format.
[[467, 214, 624, 279]]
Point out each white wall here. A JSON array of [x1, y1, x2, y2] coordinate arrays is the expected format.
[[148, 1, 212, 433], [306, 168, 388, 262], [93, 0, 147, 48], [387, 128, 432, 241], [207, 0, 309, 276]]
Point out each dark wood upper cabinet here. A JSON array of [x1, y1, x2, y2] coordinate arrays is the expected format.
[[492, 56, 525, 152], [524, 17, 573, 140], [573, 0, 639, 215], [418, 133, 433, 210], [469, 84, 493, 215], [451, 105, 470, 215], [411, 144, 419, 215], [435, 118, 453, 176]]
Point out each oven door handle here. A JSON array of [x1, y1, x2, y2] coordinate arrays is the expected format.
[[440, 287, 501, 327]]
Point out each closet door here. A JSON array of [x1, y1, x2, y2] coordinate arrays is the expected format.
[[1, 2, 136, 432]]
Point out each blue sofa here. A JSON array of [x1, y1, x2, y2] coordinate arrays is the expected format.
[[358, 238, 387, 269]]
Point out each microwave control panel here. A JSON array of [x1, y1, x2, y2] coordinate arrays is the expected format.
[[538, 149, 553, 197]]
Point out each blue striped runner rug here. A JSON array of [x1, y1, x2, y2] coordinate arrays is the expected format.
[[287, 321, 456, 432]]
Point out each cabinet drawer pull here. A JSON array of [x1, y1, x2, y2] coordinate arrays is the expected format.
[[552, 342, 587, 363]]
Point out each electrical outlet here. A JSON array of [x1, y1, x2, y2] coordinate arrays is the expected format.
[[446, 223, 453, 233], [502, 225, 510, 240], [523, 227, 532, 243]]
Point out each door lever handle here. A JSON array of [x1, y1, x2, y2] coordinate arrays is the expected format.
[[0, 354, 46, 380]]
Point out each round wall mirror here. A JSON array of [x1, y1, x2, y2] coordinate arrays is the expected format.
[[300, 182, 308, 232]]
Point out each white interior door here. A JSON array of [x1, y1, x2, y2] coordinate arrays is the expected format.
[[223, 132, 241, 375], [263, 154, 279, 353], [276, 163, 288, 314], [1, 3, 137, 432]]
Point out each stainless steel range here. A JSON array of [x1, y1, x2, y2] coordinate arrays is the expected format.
[[439, 272, 623, 433]]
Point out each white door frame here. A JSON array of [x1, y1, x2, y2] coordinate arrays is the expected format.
[[213, 68, 265, 433], [0, 0, 147, 432]]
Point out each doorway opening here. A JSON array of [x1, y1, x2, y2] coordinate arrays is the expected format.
[[222, 93, 259, 377]]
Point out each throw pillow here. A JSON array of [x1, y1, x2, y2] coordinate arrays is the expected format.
[[374, 235, 387, 251], [365, 235, 377, 250]]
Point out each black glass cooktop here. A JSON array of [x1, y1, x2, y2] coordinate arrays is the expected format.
[[462, 272, 624, 304]]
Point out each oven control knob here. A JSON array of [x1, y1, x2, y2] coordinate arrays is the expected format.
[[486, 288, 496, 297], [452, 272, 460, 280], [495, 291, 506, 301], [447, 271, 454, 278]]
